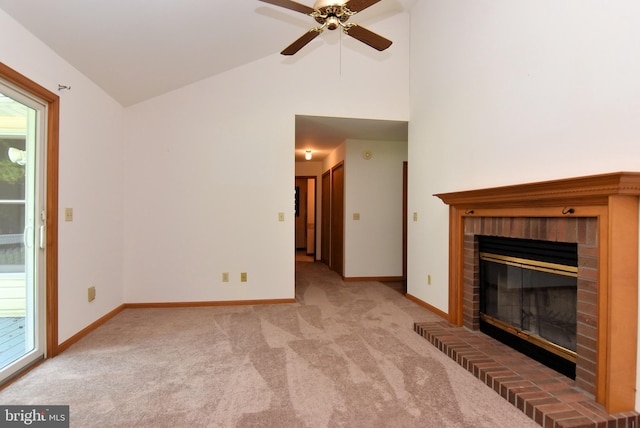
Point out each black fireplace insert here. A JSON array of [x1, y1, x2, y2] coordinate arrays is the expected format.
[[479, 236, 578, 378]]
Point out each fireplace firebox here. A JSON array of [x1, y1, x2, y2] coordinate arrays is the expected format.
[[478, 236, 578, 378]]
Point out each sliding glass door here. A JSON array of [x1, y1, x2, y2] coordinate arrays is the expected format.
[[0, 82, 46, 382]]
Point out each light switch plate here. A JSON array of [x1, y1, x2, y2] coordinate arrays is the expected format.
[[88, 286, 96, 302]]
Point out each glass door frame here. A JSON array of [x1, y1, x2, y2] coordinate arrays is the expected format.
[[0, 86, 44, 377], [0, 62, 60, 371]]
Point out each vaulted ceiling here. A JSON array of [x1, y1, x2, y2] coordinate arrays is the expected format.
[[0, 0, 415, 106], [0, 0, 413, 159]]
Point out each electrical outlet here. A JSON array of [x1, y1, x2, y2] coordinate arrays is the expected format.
[[222, 272, 229, 282], [88, 286, 96, 302], [413, 212, 418, 222], [240, 272, 247, 282], [65, 208, 73, 222]]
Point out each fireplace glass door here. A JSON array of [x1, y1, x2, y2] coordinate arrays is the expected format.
[[481, 255, 577, 353], [479, 236, 578, 377]]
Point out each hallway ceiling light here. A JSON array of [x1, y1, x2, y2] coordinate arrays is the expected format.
[[305, 150, 313, 160]]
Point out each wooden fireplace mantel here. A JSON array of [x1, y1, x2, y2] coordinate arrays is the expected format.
[[435, 172, 640, 414], [435, 171, 640, 208]]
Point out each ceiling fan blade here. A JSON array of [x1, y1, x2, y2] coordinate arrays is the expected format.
[[258, 0, 315, 15], [281, 28, 323, 55], [345, 0, 382, 13], [344, 24, 392, 51]]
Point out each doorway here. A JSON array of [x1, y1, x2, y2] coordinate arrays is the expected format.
[[295, 176, 316, 262], [0, 62, 59, 384], [294, 115, 408, 279]]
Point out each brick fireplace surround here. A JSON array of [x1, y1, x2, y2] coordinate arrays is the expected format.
[[465, 216, 596, 392], [415, 172, 640, 426]]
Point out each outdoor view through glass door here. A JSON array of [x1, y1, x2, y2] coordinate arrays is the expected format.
[[0, 83, 46, 382]]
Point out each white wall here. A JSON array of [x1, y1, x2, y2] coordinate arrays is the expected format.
[[295, 161, 323, 178], [122, 12, 410, 303], [408, 0, 640, 407], [0, 10, 125, 343], [344, 139, 407, 278], [324, 141, 347, 173]]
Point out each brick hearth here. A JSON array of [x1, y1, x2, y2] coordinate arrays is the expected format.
[[414, 321, 639, 427]]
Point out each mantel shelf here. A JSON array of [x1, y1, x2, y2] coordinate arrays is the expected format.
[[435, 172, 640, 208]]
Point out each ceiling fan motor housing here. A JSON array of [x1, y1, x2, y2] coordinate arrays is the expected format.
[[313, 3, 351, 29], [259, 0, 392, 55], [325, 15, 340, 30]]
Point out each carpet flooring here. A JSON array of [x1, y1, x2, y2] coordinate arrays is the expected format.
[[0, 262, 539, 427]]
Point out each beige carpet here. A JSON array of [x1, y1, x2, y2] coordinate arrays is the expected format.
[[0, 262, 538, 427]]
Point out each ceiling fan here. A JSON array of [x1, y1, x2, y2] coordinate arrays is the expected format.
[[259, 0, 393, 55]]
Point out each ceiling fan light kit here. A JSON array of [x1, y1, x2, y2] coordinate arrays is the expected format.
[[259, 0, 392, 55]]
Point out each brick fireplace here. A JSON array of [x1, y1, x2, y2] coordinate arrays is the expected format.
[[464, 217, 595, 390], [435, 172, 640, 413]]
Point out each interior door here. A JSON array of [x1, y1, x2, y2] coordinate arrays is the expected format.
[[321, 171, 330, 265], [295, 178, 307, 250], [306, 178, 315, 256], [0, 82, 46, 382], [402, 161, 408, 294], [330, 163, 344, 276]]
